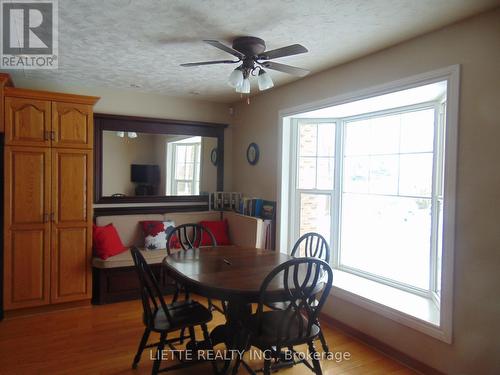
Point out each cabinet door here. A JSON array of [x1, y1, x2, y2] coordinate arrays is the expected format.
[[3, 147, 51, 310], [52, 102, 93, 149], [51, 149, 93, 303], [4, 97, 51, 147]]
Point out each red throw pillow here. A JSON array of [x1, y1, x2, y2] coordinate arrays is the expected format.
[[93, 224, 126, 260], [199, 220, 231, 246]]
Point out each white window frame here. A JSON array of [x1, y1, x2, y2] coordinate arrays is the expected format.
[[168, 141, 201, 195], [277, 66, 459, 343], [289, 118, 338, 254]]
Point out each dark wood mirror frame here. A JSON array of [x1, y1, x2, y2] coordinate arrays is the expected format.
[[94, 113, 227, 204]]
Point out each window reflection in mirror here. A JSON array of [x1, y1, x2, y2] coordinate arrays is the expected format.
[[102, 131, 217, 197]]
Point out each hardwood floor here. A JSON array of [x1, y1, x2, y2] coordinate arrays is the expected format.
[[0, 296, 418, 375]]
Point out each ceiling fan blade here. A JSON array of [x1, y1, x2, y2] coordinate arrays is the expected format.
[[203, 40, 244, 59], [262, 61, 309, 77], [258, 44, 308, 60], [180, 60, 238, 67]]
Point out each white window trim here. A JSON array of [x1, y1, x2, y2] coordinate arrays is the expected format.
[[277, 65, 459, 343], [168, 141, 201, 195], [289, 118, 338, 255]]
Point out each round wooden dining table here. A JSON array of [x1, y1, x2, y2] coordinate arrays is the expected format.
[[162, 246, 295, 349]]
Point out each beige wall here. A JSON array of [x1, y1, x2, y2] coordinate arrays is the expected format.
[[102, 132, 157, 196], [9, 77, 233, 195], [200, 137, 218, 194], [230, 8, 500, 375]]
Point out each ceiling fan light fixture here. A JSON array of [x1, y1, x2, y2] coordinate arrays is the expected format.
[[127, 132, 138, 139], [116, 131, 125, 138], [181, 37, 309, 98], [228, 67, 244, 88], [257, 69, 274, 91]]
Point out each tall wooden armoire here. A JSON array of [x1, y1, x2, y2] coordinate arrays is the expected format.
[[0, 73, 99, 312]]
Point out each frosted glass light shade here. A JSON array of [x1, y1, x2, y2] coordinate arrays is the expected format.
[[258, 69, 274, 91], [228, 68, 244, 88], [236, 78, 251, 94], [116, 131, 125, 138], [127, 132, 138, 138]]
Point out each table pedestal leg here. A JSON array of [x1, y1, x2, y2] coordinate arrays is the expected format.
[[208, 298, 252, 374], [210, 298, 252, 347]]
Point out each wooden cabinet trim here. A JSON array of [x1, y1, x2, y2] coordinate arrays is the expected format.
[[0, 73, 14, 133], [50, 226, 91, 303], [4, 97, 52, 147], [52, 149, 93, 224], [52, 102, 93, 149], [3, 146, 52, 310], [50, 149, 93, 303], [4, 87, 99, 106], [4, 146, 52, 227]]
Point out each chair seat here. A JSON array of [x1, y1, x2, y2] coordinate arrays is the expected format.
[[246, 310, 320, 348], [152, 300, 212, 332]]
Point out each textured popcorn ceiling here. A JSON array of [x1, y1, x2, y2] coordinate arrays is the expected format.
[[7, 0, 499, 103]]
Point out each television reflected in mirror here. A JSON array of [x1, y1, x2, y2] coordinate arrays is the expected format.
[[102, 131, 218, 197]]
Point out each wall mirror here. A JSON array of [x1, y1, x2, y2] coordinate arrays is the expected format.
[[94, 114, 226, 204]]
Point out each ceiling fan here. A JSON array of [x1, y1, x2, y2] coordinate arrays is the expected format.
[[180, 36, 309, 94]]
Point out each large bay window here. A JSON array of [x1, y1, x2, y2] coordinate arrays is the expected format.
[[281, 67, 459, 342]]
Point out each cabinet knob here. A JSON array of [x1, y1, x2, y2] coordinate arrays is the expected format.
[[44, 131, 50, 141], [43, 213, 49, 223]]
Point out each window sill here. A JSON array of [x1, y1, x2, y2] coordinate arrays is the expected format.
[[330, 270, 450, 342]]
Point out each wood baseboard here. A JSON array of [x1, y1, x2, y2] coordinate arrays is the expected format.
[[320, 313, 445, 375], [3, 300, 91, 319]]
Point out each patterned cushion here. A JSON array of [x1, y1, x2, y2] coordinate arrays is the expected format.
[[140, 220, 176, 250]]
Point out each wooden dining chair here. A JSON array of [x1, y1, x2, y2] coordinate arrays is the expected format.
[[268, 232, 331, 352], [130, 247, 217, 375], [291, 232, 330, 263], [166, 223, 226, 315], [232, 257, 333, 375], [166, 223, 216, 255]]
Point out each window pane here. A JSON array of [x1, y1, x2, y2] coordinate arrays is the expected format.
[[176, 146, 186, 164], [344, 156, 369, 193], [299, 124, 317, 156], [399, 153, 433, 197], [369, 155, 399, 195], [176, 162, 195, 180], [317, 123, 335, 157], [299, 194, 331, 251], [184, 145, 196, 162], [317, 157, 334, 190], [184, 163, 194, 179], [298, 157, 316, 189], [176, 181, 192, 195], [175, 164, 186, 179], [400, 109, 435, 153], [369, 115, 400, 155], [340, 193, 431, 289], [344, 120, 371, 156]]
